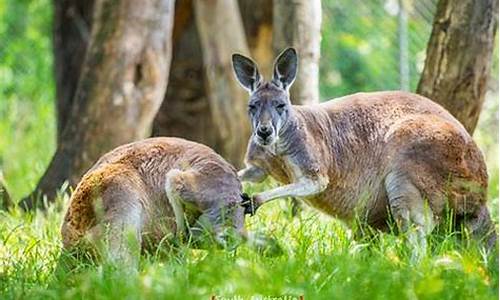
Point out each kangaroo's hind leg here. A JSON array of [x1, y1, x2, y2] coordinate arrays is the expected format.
[[385, 170, 435, 260], [88, 182, 144, 269], [59, 183, 144, 272]]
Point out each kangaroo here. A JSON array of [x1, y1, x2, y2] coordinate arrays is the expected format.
[[232, 48, 496, 255], [61, 137, 246, 266]]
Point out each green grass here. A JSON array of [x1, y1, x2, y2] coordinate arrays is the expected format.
[[0, 194, 498, 299]]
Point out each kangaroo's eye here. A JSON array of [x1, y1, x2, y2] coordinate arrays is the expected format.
[[248, 104, 257, 114], [276, 103, 286, 113]]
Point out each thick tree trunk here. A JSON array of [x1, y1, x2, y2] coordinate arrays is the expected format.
[[273, 0, 322, 105], [21, 0, 176, 210], [192, 0, 252, 166], [53, 0, 95, 141], [153, 0, 272, 161], [152, 0, 219, 150], [239, 0, 274, 76], [417, 0, 498, 134]]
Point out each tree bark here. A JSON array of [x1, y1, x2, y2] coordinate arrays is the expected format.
[[239, 0, 274, 76], [273, 0, 322, 105], [0, 171, 12, 210], [417, 0, 498, 134], [153, 0, 272, 161], [53, 0, 95, 141], [152, 0, 219, 150], [21, 0, 176, 209], [192, 0, 252, 166]]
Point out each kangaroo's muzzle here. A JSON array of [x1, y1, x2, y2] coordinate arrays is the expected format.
[[255, 124, 276, 146]]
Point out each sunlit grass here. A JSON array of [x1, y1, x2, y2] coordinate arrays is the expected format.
[[0, 193, 498, 299]]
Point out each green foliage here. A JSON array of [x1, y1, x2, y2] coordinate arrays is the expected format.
[[0, 196, 498, 299], [0, 0, 53, 103], [320, 0, 433, 98], [0, 0, 56, 199]]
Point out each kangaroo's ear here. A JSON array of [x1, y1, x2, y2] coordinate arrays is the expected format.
[[272, 47, 298, 91], [232, 54, 262, 92]]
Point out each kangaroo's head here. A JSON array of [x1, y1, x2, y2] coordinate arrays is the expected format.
[[187, 162, 248, 250], [232, 48, 298, 147]]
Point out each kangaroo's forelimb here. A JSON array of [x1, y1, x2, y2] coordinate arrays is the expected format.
[[238, 165, 268, 183], [253, 176, 328, 208]]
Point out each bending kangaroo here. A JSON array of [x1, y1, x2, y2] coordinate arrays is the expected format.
[[233, 48, 496, 253], [61, 137, 246, 265]]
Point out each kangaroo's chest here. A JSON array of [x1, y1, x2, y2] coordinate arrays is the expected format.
[[261, 155, 296, 184]]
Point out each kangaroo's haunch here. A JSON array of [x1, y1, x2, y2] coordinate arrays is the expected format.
[[61, 137, 247, 266]]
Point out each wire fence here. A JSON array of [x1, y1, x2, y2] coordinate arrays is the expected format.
[[320, 0, 498, 177], [320, 0, 439, 98]]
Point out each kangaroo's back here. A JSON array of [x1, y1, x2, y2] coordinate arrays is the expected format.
[[61, 137, 245, 262], [87, 137, 236, 194], [314, 91, 467, 135]]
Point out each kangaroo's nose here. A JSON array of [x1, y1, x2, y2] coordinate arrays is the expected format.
[[257, 125, 273, 139]]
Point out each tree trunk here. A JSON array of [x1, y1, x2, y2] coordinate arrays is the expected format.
[[153, 0, 272, 162], [273, 0, 322, 105], [21, 0, 176, 210], [152, 0, 219, 150], [0, 171, 12, 210], [239, 0, 274, 76], [53, 0, 95, 141], [192, 0, 252, 166], [417, 0, 498, 134]]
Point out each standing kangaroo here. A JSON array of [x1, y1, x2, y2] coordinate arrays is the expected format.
[[61, 137, 246, 266], [232, 48, 496, 254]]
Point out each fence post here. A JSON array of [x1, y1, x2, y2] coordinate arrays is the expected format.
[[398, 0, 410, 91]]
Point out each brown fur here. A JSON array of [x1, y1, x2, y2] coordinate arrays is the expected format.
[[61, 137, 245, 257], [233, 48, 495, 252], [248, 91, 487, 224]]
